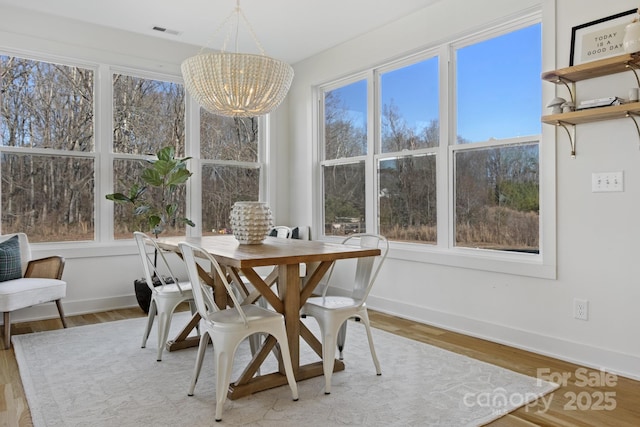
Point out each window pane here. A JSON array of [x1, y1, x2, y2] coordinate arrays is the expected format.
[[381, 57, 439, 152], [112, 74, 185, 155], [1, 153, 94, 242], [200, 109, 258, 161], [113, 159, 187, 239], [379, 154, 436, 243], [324, 80, 367, 160], [455, 143, 539, 252], [456, 24, 541, 143], [323, 162, 365, 236], [201, 164, 260, 235], [1, 56, 94, 151]]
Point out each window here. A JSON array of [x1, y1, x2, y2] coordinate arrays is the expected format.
[[454, 142, 539, 252], [454, 24, 541, 253], [200, 110, 260, 235], [322, 79, 367, 236], [318, 16, 543, 265], [0, 55, 95, 242], [378, 56, 439, 243], [112, 73, 186, 239]]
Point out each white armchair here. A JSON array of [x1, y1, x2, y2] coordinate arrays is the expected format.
[[0, 233, 67, 349]]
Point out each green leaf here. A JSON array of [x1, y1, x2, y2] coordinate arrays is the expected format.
[[148, 215, 161, 228], [165, 203, 177, 216], [153, 159, 178, 176], [105, 193, 131, 203], [166, 168, 192, 186], [141, 168, 163, 186], [128, 184, 146, 201], [156, 146, 175, 162], [134, 205, 151, 216]]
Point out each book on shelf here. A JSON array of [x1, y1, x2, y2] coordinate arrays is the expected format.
[[576, 96, 621, 110]]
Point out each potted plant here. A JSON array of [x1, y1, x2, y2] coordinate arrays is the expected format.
[[106, 146, 195, 312]]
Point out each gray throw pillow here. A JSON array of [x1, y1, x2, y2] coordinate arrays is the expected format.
[[0, 235, 22, 282]]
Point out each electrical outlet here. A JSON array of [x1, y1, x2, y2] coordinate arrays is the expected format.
[[574, 298, 589, 321], [592, 172, 623, 192]]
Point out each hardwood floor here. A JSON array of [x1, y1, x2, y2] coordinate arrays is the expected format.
[[1, 308, 639, 426]]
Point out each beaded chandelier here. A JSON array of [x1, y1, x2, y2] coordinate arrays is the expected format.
[[181, 0, 294, 118]]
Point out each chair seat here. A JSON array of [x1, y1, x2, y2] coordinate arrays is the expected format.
[[305, 296, 361, 311], [207, 304, 284, 327], [0, 278, 66, 312], [153, 281, 193, 296]]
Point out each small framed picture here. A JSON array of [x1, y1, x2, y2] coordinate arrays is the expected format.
[[570, 9, 637, 66]]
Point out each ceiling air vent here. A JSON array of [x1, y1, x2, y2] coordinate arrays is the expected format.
[[152, 26, 181, 36]]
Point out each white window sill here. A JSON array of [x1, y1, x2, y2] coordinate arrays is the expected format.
[[388, 242, 555, 279]]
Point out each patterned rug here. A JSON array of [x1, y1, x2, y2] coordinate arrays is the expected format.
[[13, 312, 557, 426]]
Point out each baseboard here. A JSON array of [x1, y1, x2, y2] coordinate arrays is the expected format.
[[365, 294, 640, 381], [6, 295, 140, 324]]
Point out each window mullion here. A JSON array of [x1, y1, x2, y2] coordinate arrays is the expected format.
[[97, 64, 114, 243], [442, 44, 455, 249], [185, 93, 201, 237], [366, 71, 377, 234]]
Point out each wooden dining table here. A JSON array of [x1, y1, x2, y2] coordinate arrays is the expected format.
[[155, 234, 381, 400]]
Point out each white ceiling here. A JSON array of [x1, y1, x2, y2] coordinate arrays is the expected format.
[[0, 0, 444, 64]]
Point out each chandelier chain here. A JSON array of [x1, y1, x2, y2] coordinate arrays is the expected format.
[[198, 0, 266, 56]]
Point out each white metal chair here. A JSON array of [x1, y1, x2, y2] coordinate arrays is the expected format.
[[269, 225, 293, 239], [179, 241, 299, 422], [133, 231, 195, 362], [301, 233, 388, 394], [0, 233, 67, 349]]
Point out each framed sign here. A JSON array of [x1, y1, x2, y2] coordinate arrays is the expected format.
[[569, 9, 637, 66]]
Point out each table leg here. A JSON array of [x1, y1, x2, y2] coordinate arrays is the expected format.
[[278, 263, 301, 371], [166, 312, 201, 351]]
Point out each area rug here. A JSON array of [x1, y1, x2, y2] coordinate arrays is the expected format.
[[13, 312, 557, 426]]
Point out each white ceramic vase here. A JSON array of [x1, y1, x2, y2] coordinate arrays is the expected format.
[[623, 21, 640, 54], [229, 201, 273, 244]]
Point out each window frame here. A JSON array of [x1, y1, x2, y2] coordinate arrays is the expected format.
[[318, 72, 372, 234], [106, 67, 188, 241], [0, 50, 99, 244], [315, 9, 556, 279], [375, 50, 441, 244]]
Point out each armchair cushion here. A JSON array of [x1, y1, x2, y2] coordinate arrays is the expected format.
[[0, 278, 66, 312], [0, 235, 22, 282]]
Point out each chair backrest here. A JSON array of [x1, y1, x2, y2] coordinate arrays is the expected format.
[[0, 233, 32, 275], [322, 233, 389, 303], [179, 242, 249, 326], [291, 226, 310, 241], [133, 231, 184, 294], [269, 226, 292, 239]]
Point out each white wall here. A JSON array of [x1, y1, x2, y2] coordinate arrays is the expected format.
[[2, 0, 639, 381], [287, 0, 640, 380]]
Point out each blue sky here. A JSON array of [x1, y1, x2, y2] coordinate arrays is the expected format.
[[331, 23, 541, 143]]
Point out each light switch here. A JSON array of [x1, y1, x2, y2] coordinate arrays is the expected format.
[[591, 172, 623, 192]]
